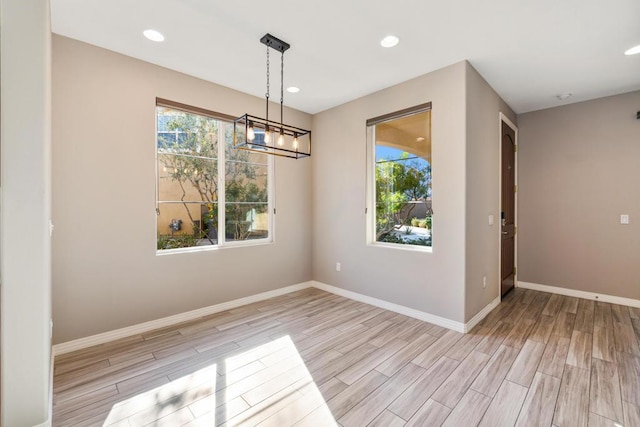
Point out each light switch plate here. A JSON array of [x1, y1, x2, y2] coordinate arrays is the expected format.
[[621, 214, 629, 224], [488, 215, 494, 226]]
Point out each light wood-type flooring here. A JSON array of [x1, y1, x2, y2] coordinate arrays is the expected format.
[[52, 287, 640, 426]]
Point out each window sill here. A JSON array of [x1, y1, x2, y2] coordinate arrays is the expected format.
[[156, 238, 273, 256], [367, 241, 433, 253]]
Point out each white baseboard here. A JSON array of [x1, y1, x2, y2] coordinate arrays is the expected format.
[[517, 281, 640, 308], [313, 281, 475, 333], [34, 418, 51, 427], [53, 281, 314, 356], [53, 280, 503, 356], [464, 297, 500, 332]]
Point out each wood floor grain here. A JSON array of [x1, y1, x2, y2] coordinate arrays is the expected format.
[[52, 287, 640, 426]]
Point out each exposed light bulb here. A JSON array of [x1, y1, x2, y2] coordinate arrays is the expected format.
[[264, 125, 271, 143], [247, 121, 255, 141], [277, 129, 285, 146], [292, 133, 299, 150]]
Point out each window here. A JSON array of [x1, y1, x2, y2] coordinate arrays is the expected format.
[[367, 103, 432, 248], [156, 99, 271, 251]]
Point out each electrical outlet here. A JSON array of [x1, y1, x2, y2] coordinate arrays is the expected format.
[[620, 214, 629, 225], [482, 276, 487, 289], [336, 262, 341, 272]]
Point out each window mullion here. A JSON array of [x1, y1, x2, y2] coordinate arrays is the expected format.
[[217, 121, 226, 245]]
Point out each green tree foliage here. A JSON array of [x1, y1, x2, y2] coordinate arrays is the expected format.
[[375, 152, 431, 240]]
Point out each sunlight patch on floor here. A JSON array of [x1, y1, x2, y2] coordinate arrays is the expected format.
[[104, 335, 336, 426]]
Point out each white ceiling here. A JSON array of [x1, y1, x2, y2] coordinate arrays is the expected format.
[[51, 0, 640, 115]]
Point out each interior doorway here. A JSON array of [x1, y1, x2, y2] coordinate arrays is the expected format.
[[500, 115, 517, 298]]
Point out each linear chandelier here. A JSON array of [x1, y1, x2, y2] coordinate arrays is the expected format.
[[233, 34, 311, 159]]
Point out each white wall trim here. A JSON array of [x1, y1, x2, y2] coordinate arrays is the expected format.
[[53, 281, 313, 356], [464, 296, 500, 332], [517, 281, 640, 308], [53, 280, 504, 356], [33, 419, 52, 427], [313, 281, 474, 333]]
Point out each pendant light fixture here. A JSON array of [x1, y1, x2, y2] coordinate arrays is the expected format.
[[233, 34, 311, 159]]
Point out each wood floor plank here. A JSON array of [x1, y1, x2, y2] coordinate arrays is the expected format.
[[561, 296, 580, 314], [338, 363, 424, 427], [515, 372, 561, 427], [587, 412, 622, 427], [506, 339, 546, 387], [528, 315, 557, 344], [616, 351, 640, 406], [623, 401, 640, 427], [294, 405, 338, 427], [388, 356, 459, 420], [590, 358, 623, 423], [475, 321, 514, 356], [611, 304, 632, 325], [543, 294, 564, 316], [574, 298, 595, 333], [368, 410, 407, 427], [431, 351, 490, 408], [538, 334, 571, 379], [471, 344, 519, 397], [335, 338, 407, 385], [478, 380, 528, 427], [411, 329, 463, 370], [441, 389, 491, 427], [405, 399, 451, 427], [503, 318, 537, 350], [592, 326, 616, 363], [566, 330, 592, 370], [444, 327, 487, 361], [326, 370, 388, 420], [376, 333, 438, 377], [594, 302, 613, 329], [552, 311, 577, 338], [613, 322, 640, 355], [553, 364, 590, 427]]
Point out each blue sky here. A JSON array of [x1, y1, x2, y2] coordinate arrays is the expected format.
[[376, 146, 430, 168]]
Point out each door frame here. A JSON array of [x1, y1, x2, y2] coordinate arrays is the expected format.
[[498, 113, 518, 298]]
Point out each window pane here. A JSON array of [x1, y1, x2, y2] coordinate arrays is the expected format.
[[157, 202, 218, 249], [373, 110, 432, 247], [157, 106, 219, 250], [225, 125, 269, 242]]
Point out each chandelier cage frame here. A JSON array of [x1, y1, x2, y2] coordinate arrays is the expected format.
[[233, 33, 311, 159]]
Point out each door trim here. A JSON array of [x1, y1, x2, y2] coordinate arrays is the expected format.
[[498, 113, 518, 299]]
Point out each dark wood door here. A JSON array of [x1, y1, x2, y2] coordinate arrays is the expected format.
[[501, 121, 516, 297]]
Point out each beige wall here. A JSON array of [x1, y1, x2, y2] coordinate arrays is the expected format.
[[312, 62, 468, 322], [517, 91, 640, 300], [52, 36, 312, 343], [464, 63, 516, 320], [1, 0, 52, 424]]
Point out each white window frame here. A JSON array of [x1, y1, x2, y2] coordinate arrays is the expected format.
[[155, 99, 274, 255], [365, 103, 432, 252]]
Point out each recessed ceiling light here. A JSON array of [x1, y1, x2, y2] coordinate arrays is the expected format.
[[287, 86, 300, 93], [557, 93, 572, 101], [143, 29, 165, 42], [624, 45, 640, 55], [380, 35, 399, 48]]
